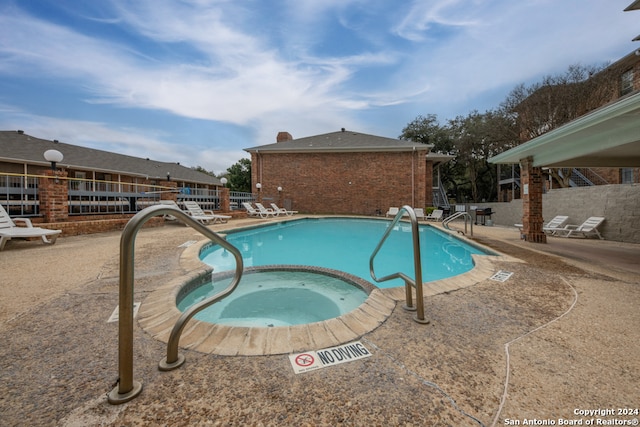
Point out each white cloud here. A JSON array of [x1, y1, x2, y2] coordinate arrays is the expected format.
[[0, 106, 243, 172], [0, 0, 637, 171]]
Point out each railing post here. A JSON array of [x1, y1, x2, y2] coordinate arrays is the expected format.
[[370, 205, 429, 324], [107, 205, 243, 404]]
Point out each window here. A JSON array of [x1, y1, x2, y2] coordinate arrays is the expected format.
[[621, 168, 634, 184], [621, 69, 634, 96]]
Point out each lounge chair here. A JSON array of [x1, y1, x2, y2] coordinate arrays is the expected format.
[[270, 203, 298, 216], [158, 200, 181, 221], [386, 207, 399, 217], [254, 203, 277, 218], [425, 209, 444, 221], [515, 215, 569, 234], [183, 201, 231, 224], [0, 204, 62, 250], [242, 202, 275, 218], [413, 208, 427, 221], [554, 216, 605, 239], [542, 215, 570, 235]]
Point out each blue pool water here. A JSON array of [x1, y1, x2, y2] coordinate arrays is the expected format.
[[200, 217, 490, 289], [178, 268, 369, 327]]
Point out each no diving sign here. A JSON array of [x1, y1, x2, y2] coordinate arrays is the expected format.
[[288, 341, 372, 374]]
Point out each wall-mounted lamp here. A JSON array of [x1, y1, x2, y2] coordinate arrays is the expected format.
[[277, 186, 282, 192], [44, 149, 64, 183], [256, 183, 262, 190]]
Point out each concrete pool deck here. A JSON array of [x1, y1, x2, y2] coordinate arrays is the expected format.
[[0, 216, 638, 426]]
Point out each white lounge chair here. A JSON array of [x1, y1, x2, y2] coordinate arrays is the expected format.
[[554, 216, 605, 239], [386, 207, 399, 217], [0, 204, 62, 250], [254, 203, 277, 218], [270, 203, 298, 216], [542, 215, 570, 235], [157, 200, 181, 221], [425, 209, 444, 221], [413, 208, 427, 221], [242, 202, 274, 218], [183, 201, 231, 224]]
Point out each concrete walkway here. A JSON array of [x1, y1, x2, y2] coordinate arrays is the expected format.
[[0, 218, 638, 426]]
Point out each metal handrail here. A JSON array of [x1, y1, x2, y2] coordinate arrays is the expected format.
[[442, 211, 474, 236], [107, 205, 243, 405], [369, 206, 429, 324]]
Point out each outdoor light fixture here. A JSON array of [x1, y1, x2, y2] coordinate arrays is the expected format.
[[256, 183, 262, 190], [44, 149, 63, 171], [167, 172, 171, 181], [43, 149, 63, 183], [277, 186, 282, 192], [220, 177, 227, 187]]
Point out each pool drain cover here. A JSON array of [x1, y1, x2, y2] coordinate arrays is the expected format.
[[490, 270, 513, 282]]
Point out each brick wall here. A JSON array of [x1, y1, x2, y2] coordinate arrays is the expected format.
[[251, 151, 429, 215], [37, 217, 165, 237], [39, 170, 69, 222], [520, 157, 546, 243]]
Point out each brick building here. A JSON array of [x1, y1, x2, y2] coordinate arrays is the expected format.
[[244, 129, 452, 215], [0, 130, 225, 234]]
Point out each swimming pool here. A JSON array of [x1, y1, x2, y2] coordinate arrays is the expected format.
[[200, 217, 490, 288]]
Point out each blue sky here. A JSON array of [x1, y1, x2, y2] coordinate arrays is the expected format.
[[1, 0, 637, 174]]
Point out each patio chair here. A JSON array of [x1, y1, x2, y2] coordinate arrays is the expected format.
[[554, 216, 605, 239], [183, 201, 231, 224], [157, 200, 181, 221], [242, 202, 274, 218], [254, 203, 277, 218], [515, 215, 569, 234], [413, 208, 427, 221], [425, 209, 444, 221], [0, 204, 62, 250], [542, 215, 570, 235], [270, 203, 298, 216], [386, 207, 399, 217]]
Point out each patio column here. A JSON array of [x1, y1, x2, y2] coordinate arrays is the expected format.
[[520, 156, 546, 243], [39, 169, 69, 223], [220, 187, 230, 212], [160, 179, 178, 202]]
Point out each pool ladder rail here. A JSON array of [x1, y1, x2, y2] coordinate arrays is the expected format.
[[370, 205, 430, 324], [442, 211, 474, 236], [107, 205, 244, 405]]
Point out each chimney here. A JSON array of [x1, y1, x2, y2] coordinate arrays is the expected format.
[[277, 131, 293, 142]]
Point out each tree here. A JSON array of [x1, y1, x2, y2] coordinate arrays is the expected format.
[[192, 166, 216, 176], [447, 110, 519, 202], [500, 63, 612, 187], [400, 114, 454, 154], [401, 111, 518, 203], [225, 158, 251, 192]]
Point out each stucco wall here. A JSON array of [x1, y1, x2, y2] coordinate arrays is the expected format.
[[252, 151, 428, 215], [471, 184, 640, 243]]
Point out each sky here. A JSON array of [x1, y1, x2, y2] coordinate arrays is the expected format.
[[1, 0, 638, 174]]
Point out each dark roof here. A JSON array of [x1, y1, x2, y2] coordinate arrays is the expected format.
[[244, 130, 433, 153], [0, 130, 221, 185]]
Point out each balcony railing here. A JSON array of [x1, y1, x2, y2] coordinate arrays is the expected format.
[[0, 173, 242, 218]]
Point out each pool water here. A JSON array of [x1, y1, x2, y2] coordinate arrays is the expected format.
[[200, 218, 490, 288], [177, 269, 369, 327]]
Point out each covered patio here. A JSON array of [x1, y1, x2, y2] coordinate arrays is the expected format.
[[490, 91, 640, 243]]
